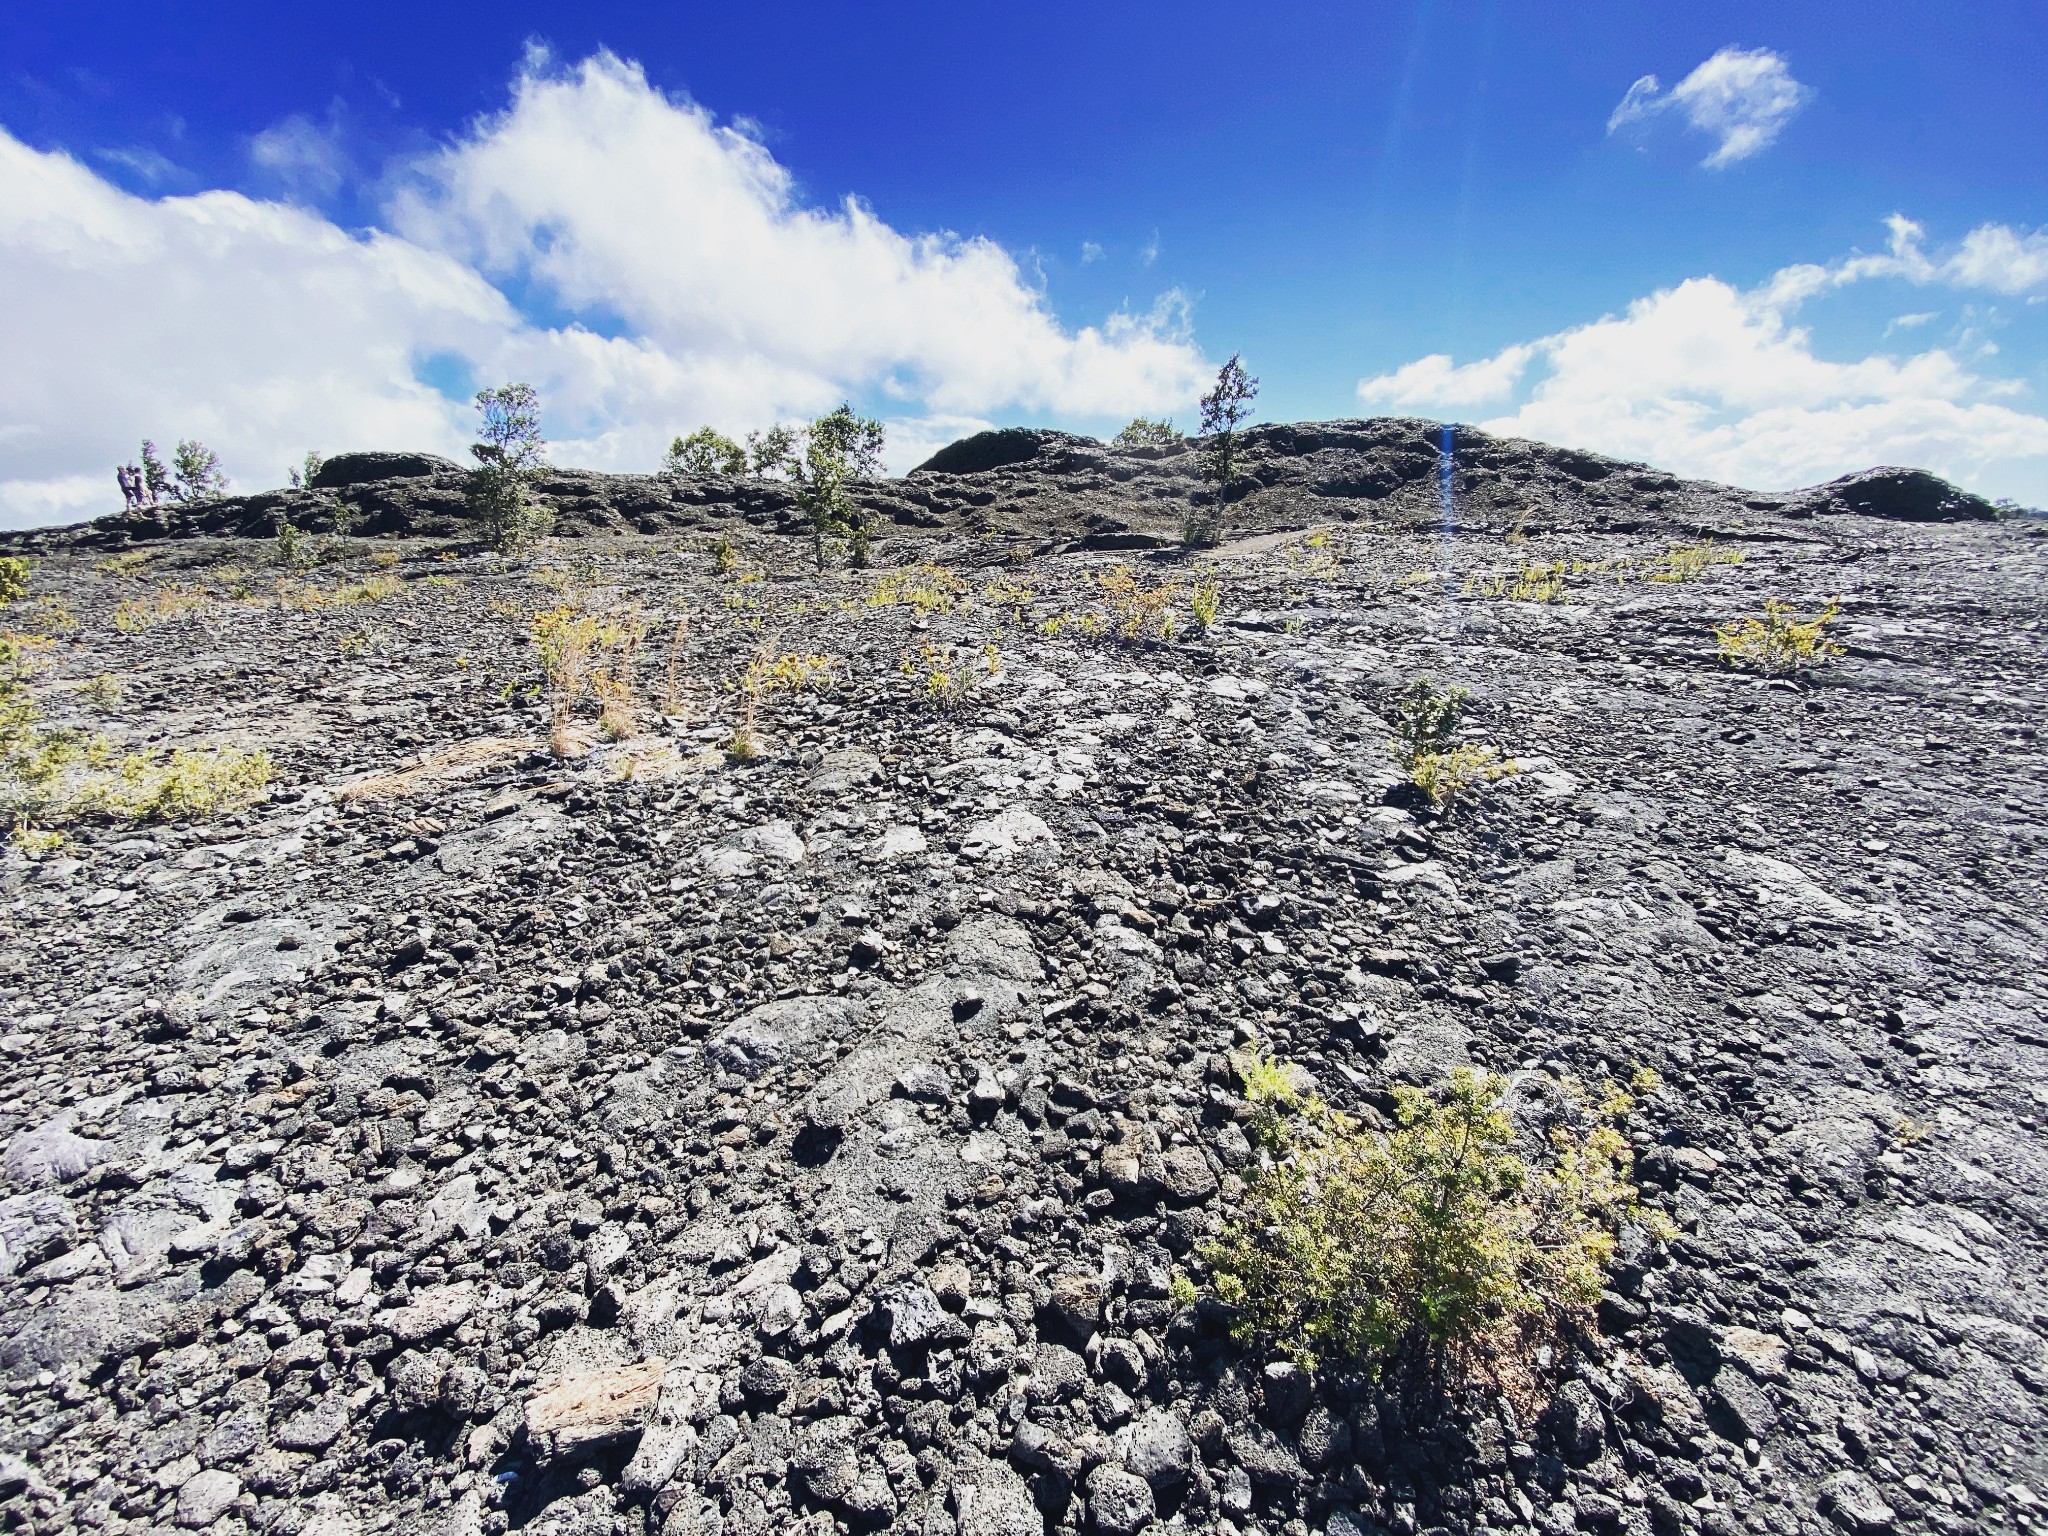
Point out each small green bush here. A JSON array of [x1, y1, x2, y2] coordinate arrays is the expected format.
[[1187, 353, 1258, 547], [1389, 678, 1516, 806], [664, 427, 747, 478], [1204, 1045, 1670, 1373], [467, 383, 553, 552], [172, 440, 230, 502], [0, 557, 28, 605], [1113, 416, 1184, 450], [795, 406, 885, 570], [1714, 598, 1842, 674]]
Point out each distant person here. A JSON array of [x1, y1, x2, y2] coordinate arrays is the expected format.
[[117, 463, 137, 511]]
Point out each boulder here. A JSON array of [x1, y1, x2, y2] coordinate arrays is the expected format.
[[310, 451, 464, 488], [911, 428, 1098, 476]]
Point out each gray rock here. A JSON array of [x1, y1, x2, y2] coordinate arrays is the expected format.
[[1115, 1408, 1192, 1487], [1027, 1343, 1090, 1405], [1084, 1461, 1157, 1536], [889, 1284, 949, 1348], [381, 1284, 474, 1345], [1546, 1378, 1605, 1465], [951, 1451, 1046, 1536], [739, 1355, 801, 1402], [1261, 1360, 1311, 1429], [0, 1191, 76, 1276], [310, 450, 463, 487], [1224, 1422, 1305, 1489], [4, 1114, 110, 1186], [175, 1466, 242, 1527], [1012, 1419, 1083, 1480], [790, 1415, 861, 1504], [274, 1394, 351, 1452], [1821, 1471, 1897, 1534]]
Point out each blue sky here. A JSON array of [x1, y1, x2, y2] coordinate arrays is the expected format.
[[2, 0, 2044, 525]]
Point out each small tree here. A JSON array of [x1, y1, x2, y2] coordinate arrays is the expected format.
[[745, 424, 798, 479], [288, 451, 324, 491], [138, 442, 172, 505], [171, 440, 229, 503], [1113, 416, 1184, 450], [664, 428, 747, 478], [1188, 354, 1259, 546], [795, 406, 886, 570], [467, 383, 552, 552]]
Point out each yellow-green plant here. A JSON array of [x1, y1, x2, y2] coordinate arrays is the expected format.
[[61, 746, 273, 822], [82, 674, 123, 709], [533, 604, 646, 755], [1288, 530, 1340, 580], [0, 558, 29, 605], [1190, 571, 1222, 634], [983, 576, 1035, 623], [868, 563, 966, 614], [1390, 678, 1517, 808], [1204, 1055, 1670, 1373], [280, 574, 401, 610], [1648, 541, 1744, 583], [1098, 566, 1180, 640], [903, 639, 1001, 709], [1471, 561, 1568, 602], [1412, 743, 1518, 806], [1714, 599, 1843, 674], [729, 641, 838, 755], [3, 632, 271, 828]]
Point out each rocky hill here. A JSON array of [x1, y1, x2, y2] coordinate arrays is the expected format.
[[0, 420, 2042, 1536]]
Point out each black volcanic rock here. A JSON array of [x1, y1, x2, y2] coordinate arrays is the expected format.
[[310, 449, 465, 488], [1797, 465, 1999, 522], [910, 426, 1099, 476], [3, 420, 2043, 1535]]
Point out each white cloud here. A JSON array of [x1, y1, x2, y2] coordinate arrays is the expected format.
[[0, 49, 1208, 528], [249, 110, 351, 201], [1947, 223, 2048, 295], [1608, 46, 1810, 168], [1357, 220, 2048, 500], [389, 50, 1206, 425], [1886, 312, 1938, 333], [1080, 241, 1104, 265], [1358, 346, 1535, 410]]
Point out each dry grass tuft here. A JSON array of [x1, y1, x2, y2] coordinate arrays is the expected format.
[[339, 736, 534, 801]]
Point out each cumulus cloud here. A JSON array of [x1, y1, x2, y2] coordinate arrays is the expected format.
[[388, 50, 1206, 423], [0, 48, 1208, 528], [1357, 346, 1536, 410], [1357, 219, 2048, 499], [1608, 46, 1810, 168]]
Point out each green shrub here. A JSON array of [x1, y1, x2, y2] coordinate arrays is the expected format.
[[664, 427, 747, 478], [1389, 678, 1517, 806], [1204, 1046, 1670, 1373], [172, 439, 230, 502], [0, 557, 28, 605], [1714, 598, 1842, 674], [1188, 353, 1258, 546], [745, 424, 798, 479], [1390, 677, 1467, 764], [795, 406, 885, 570], [467, 383, 553, 552], [1113, 416, 1184, 450]]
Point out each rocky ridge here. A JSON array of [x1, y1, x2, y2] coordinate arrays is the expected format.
[[0, 420, 2042, 1536]]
